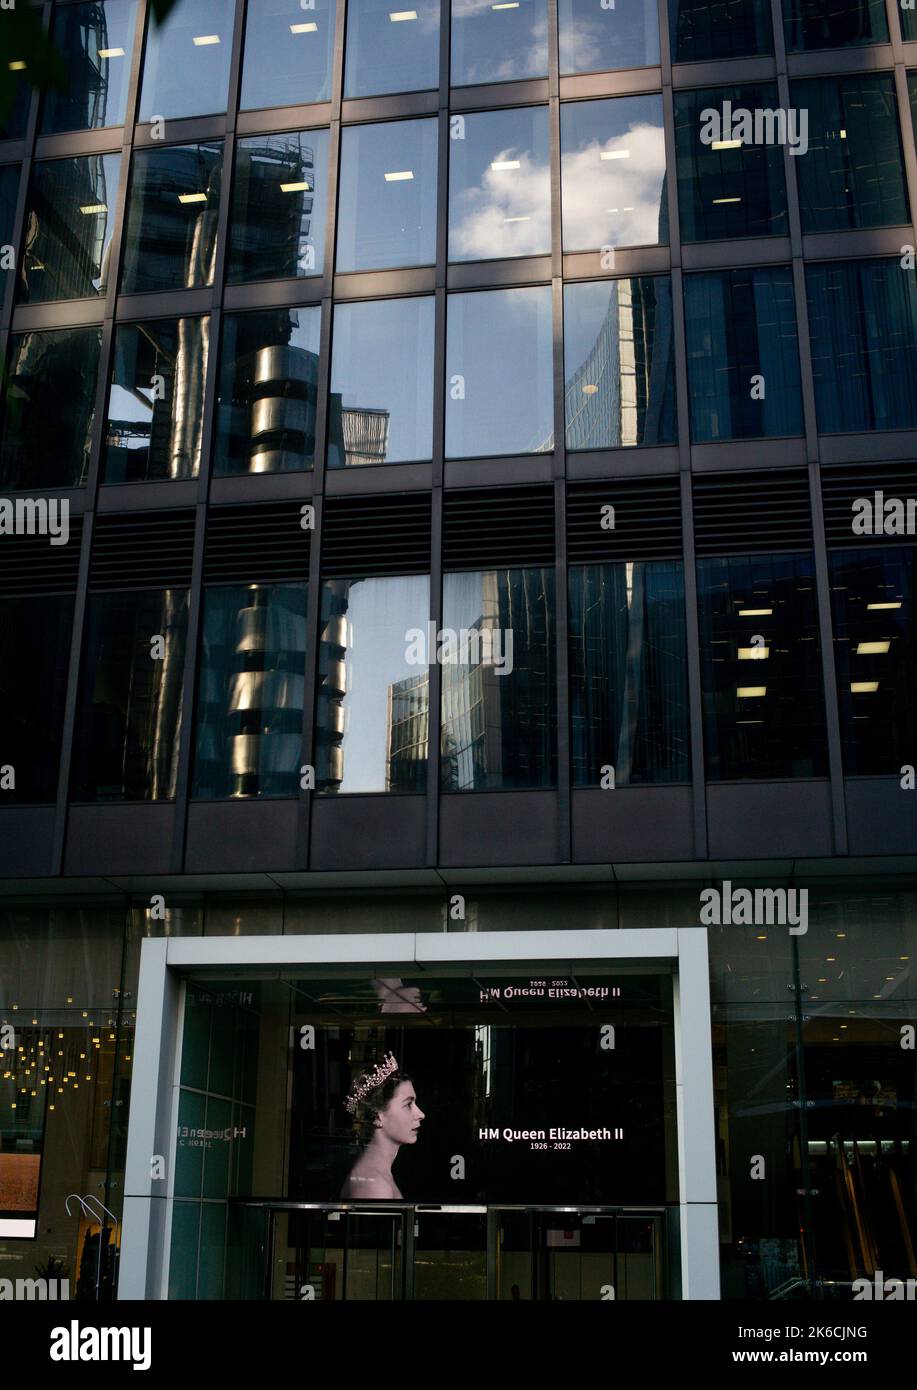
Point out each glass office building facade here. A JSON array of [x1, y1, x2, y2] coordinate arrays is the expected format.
[[0, 0, 916, 1303]]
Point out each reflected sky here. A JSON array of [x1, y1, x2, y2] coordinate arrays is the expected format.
[[450, 0, 548, 86], [330, 297, 435, 465], [241, 0, 336, 109], [561, 95, 667, 251], [139, 0, 234, 121], [331, 576, 430, 793], [559, 0, 660, 75], [445, 286, 554, 458], [449, 106, 550, 261], [345, 0, 440, 97], [337, 119, 438, 271]]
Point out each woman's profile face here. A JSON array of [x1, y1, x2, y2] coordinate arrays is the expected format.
[[377, 1080, 425, 1146]]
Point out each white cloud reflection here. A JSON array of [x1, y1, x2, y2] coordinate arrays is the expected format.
[[450, 147, 551, 259], [561, 121, 666, 251]]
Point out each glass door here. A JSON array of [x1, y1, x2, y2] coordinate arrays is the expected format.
[[264, 1207, 405, 1300], [534, 1210, 663, 1300], [412, 1206, 487, 1299]]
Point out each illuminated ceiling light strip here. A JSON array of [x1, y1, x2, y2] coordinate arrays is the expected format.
[[867, 601, 901, 610], [850, 681, 879, 693], [582, 384, 598, 394], [384, 170, 414, 181], [738, 607, 772, 616], [79, 203, 107, 215], [711, 138, 743, 150], [503, 215, 530, 222], [737, 646, 769, 659], [97, 47, 125, 58], [290, 21, 318, 32], [736, 686, 766, 698], [855, 640, 891, 654], [192, 34, 220, 45], [491, 159, 520, 171], [280, 181, 312, 192], [492, 2, 520, 7], [8, 61, 26, 72], [600, 149, 630, 160], [712, 196, 741, 204], [389, 8, 418, 17], [178, 192, 207, 203]]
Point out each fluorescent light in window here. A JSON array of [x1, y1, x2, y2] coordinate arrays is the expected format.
[[840, 129, 847, 138], [492, 2, 520, 7], [389, 9, 417, 18], [711, 139, 743, 150], [712, 196, 741, 204], [582, 384, 599, 394], [851, 681, 879, 693], [280, 181, 312, 192], [622, 206, 634, 211], [79, 203, 107, 215], [738, 646, 769, 660], [491, 159, 520, 171], [178, 192, 207, 203], [600, 149, 630, 160], [97, 47, 125, 58], [7, 61, 26, 72], [867, 601, 901, 610], [290, 21, 318, 31], [192, 34, 220, 45], [384, 170, 414, 181], [855, 640, 891, 655], [738, 607, 773, 616], [736, 686, 766, 698], [503, 215, 530, 222]]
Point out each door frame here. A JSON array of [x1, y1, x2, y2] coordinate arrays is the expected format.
[[118, 927, 720, 1299]]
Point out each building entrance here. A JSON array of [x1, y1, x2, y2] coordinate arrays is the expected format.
[[245, 1201, 669, 1300]]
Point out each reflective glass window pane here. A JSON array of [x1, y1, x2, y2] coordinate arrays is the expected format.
[[569, 562, 689, 786], [445, 286, 553, 458], [71, 589, 189, 800], [315, 575, 430, 792], [905, 8, 917, 38], [240, 0, 336, 109], [344, 0, 440, 98], [214, 307, 321, 475], [337, 119, 437, 271], [668, 0, 773, 62], [559, 0, 659, 75], [440, 568, 556, 790], [120, 142, 222, 294], [563, 277, 677, 450], [193, 583, 309, 798], [451, 0, 548, 86], [0, 73, 31, 140], [806, 257, 917, 433], [675, 84, 789, 241], [229, 130, 329, 283], [685, 267, 803, 442], [104, 317, 209, 483], [18, 153, 121, 303], [829, 548, 916, 775], [448, 106, 550, 262], [0, 326, 101, 489], [328, 297, 434, 467], [792, 75, 908, 233], [0, 165, 19, 246], [697, 553, 827, 779], [560, 95, 667, 252], [782, 0, 888, 51], [138, 0, 234, 121], [41, 0, 139, 134], [0, 595, 75, 802]]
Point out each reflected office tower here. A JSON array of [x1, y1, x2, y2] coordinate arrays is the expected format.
[[210, 586, 307, 797], [148, 589, 187, 800], [63, 4, 113, 130], [315, 581, 349, 790], [248, 343, 319, 473], [233, 135, 317, 280], [20, 153, 114, 302], [326, 394, 392, 467], [564, 276, 675, 451], [385, 672, 429, 791]]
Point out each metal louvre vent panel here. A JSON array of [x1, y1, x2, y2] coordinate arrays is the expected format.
[[0, 517, 83, 595], [442, 486, 555, 570], [692, 470, 812, 557], [89, 510, 196, 590], [566, 478, 681, 563], [204, 502, 311, 584], [321, 493, 432, 578], [821, 463, 917, 547]]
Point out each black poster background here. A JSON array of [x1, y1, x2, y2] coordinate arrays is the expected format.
[[289, 975, 674, 1205]]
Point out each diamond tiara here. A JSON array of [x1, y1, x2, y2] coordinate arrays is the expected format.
[[344, 1052, 399, 1114]]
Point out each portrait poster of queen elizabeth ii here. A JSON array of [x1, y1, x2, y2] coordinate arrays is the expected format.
[[339, 1052, 426, 1200]]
